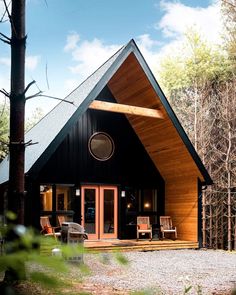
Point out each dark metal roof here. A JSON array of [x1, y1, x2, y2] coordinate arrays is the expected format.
[[0, 39, 212, 185]]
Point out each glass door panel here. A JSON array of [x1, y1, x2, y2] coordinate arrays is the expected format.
[[103, 190, 114, 233], [81, 186, 99, 239], [100, 186, 118, 239]]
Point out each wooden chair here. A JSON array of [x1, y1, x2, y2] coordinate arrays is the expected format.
[[160, 216, 177, 240], [136, 216, 152, 241], [57, 215, 66, 227], [40, 216, 61, 239]]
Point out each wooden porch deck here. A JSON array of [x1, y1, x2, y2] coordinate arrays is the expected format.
[[84, 239, 198, 252]]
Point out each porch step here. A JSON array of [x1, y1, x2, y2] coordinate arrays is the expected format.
[[84, 239, 199, 252]]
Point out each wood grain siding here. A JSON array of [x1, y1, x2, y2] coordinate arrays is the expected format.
[[108, 53, 202, 181], [166, 178, 198, 241], [108, 52, 201, 241]]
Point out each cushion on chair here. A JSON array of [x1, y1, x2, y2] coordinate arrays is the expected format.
[[44, 225, 53, 234], [139, 224, 149, 230]]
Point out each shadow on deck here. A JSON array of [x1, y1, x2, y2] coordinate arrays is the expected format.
[[84, 239, 198, 252]]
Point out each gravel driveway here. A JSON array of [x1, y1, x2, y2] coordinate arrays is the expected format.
[[80, 249, 236, 294]]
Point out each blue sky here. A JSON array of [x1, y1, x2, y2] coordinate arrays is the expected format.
[[0, 0, 222, 117]]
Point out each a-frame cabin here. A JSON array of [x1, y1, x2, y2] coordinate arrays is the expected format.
[[0, 40, 212, 246]]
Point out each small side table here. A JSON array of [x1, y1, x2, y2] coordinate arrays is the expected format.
[[152, 224, 160, 240], [126, 224, 137, 239]]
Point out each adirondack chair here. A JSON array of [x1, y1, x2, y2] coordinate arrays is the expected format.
[[136, 216, 152, 241], [160, 216, 177, 240], [40, 216, 61, 239], [57, 215, 66, 227]]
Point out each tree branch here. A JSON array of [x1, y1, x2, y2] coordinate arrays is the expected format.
[[0, 89, 10, 97], [0, 37, 10, 45], [0, 32, 11, 44], [28, 94, 76, 106], [3, 0, 17, 37], [23, 80, 36, 95], [222, 0, 236, 8], [25, 91, 42, 100], [0, 0, 10, 22]]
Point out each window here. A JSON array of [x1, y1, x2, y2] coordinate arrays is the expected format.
[[126, 189, 139, 213], [56, 186, 72, 211], [142, 189, 157, 212], [40, 185, 72, 212], [40, 185, 53, 211], [88, 132, 114, 161]]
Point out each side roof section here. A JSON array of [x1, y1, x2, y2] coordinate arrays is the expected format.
[[0, 41, 130, 183]]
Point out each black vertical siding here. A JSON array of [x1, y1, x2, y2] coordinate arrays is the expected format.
[[38, 86, 164, 189]]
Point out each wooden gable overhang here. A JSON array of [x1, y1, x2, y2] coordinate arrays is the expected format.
[[102, 49, 212, 241], [106, 52, 207, 184]]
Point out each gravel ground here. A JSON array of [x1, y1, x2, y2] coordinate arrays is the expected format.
[[77, 249, 236, 295]]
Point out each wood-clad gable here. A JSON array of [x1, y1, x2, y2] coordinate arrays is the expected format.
[[108, 52, 203, 182], [108, 52, 203, 241]]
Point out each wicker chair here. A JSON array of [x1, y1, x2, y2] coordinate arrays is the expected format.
[[136, 216, 152, 241]]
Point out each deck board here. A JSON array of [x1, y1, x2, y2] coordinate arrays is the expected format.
[[84, 239, 198, 252]]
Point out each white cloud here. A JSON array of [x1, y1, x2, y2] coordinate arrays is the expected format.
[[64, 32, 80, 52], [65, 36, 121, 80], [136, 34, 161, 72], [64, 33, 161, 83], [63, 1, 223, 91], [0, 55, 40, 70], [63, 32, 188, 91], [137, 34, 160, 49], [26, 55, 40, 70], [157, 0, 222, 44]]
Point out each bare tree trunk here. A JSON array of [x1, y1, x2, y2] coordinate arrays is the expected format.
[[202, 191, 206, 247], [209, 197, 213, 248], [225, 81, 232, 251], [215, 201, 218, 249], [208, 172, 213, 249], [194, 90, 198, 150], [227, 185, 232, 251], [227, 157, 232, 251], [8, 0, 26, 225], [234, 214, 236, 250], [2, 0, 26, 285], [220, 200, 224, 249]]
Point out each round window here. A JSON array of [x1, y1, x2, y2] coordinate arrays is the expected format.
[[88, 132, 115, 161]]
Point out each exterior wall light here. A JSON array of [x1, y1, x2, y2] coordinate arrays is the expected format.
[[75, 189, 80, 196], [121, 190, 126, 197], [144, 202, 150, 208]]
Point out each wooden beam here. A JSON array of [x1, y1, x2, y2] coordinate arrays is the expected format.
[[89, 100, 164, 119]]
